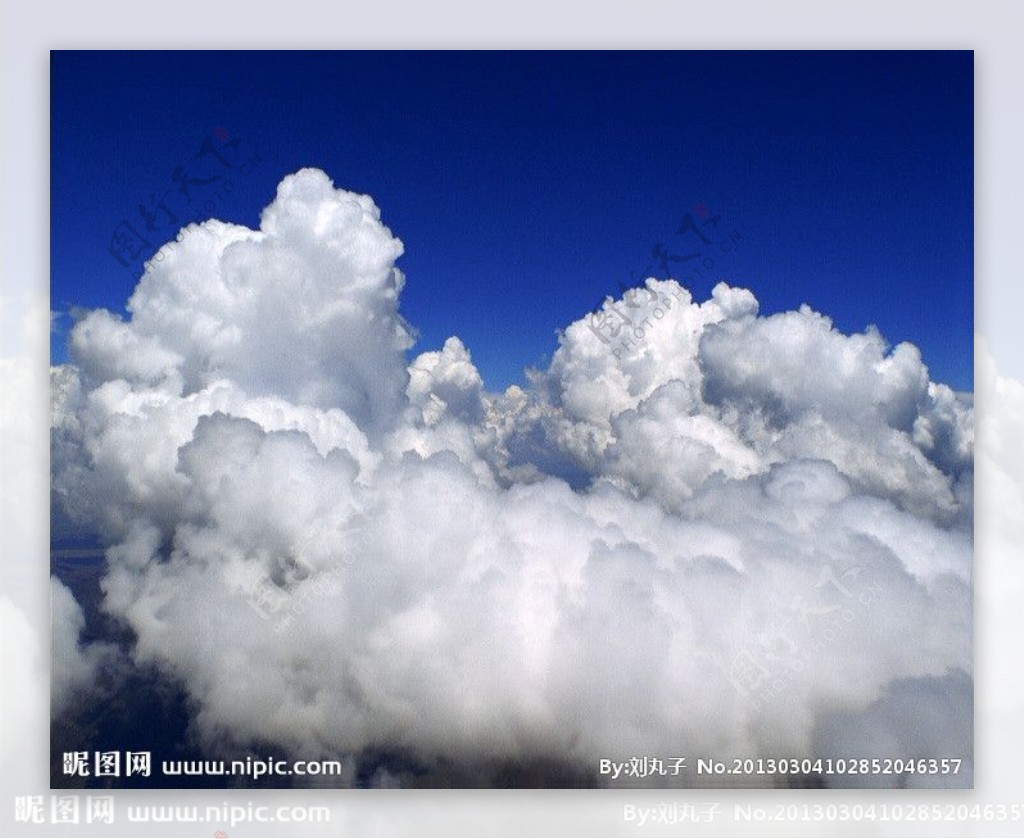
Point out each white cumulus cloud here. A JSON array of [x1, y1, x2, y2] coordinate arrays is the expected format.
[[51, 168, 973, 788]]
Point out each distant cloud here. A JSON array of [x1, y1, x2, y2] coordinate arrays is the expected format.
[[50, 577, 118, 717], [51, 169, 974, 787]]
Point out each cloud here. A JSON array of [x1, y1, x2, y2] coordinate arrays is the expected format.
[[72, 170, 414, 437], [813, 670, 973, 789], [50, 577, 118, 718], [1, 293, 55, 799], [51, 168, 973, 787]]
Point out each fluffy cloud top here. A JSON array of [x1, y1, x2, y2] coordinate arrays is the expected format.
[[51, 169, 973, 787], [71, 170, 414, 436]]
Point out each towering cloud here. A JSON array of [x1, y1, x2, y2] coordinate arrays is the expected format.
[[51, 169, 973, 787]]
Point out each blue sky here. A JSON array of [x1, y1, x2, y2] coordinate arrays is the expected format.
[[51, 50, 973, 392]]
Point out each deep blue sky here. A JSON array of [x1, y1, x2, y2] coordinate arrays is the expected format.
[[51, 51, 973, 391]]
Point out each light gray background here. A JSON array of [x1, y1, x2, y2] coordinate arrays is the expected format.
[[2, 2, 1020, 835]]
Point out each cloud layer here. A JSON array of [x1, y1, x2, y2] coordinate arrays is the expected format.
[[51, 169, 973, 787]]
